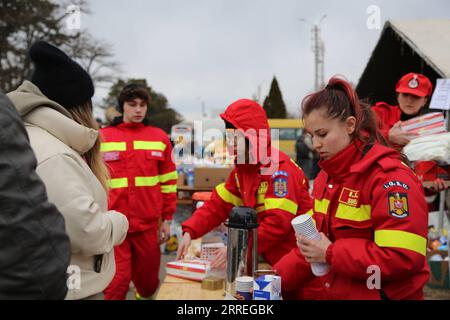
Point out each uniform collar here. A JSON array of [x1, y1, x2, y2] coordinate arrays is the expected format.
[[319, 139, 365, 178], [112, 116, 149, 127], [117, 120, 146, 129]]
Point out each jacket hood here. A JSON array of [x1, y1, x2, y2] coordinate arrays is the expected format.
[[7, 81, 97, 155], [220, 99, 272, 166]]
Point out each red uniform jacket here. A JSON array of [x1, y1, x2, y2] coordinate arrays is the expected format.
[[372, 102, 401, 142], [274, 140, 429, 300], [100, 120, 177, 233], [182, 99, 313, 266], [372, 102, 439, 207]]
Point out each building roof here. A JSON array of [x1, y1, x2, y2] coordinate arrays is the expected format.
[[356, 19, 450, 105]]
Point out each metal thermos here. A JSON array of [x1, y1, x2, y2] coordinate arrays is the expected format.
[[225, 206, 258, 297]]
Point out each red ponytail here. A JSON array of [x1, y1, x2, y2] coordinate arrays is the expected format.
[[302, 76, 387, 146]]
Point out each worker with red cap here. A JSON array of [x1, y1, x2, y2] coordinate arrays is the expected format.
[[372, 72, 433, 146], [372, 73, 446, 193]]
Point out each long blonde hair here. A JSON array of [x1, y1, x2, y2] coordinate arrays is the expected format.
[[68, 100, 110, 192]]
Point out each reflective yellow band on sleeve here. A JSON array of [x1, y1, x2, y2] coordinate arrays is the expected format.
[[314, 199, 330, 215], [100, 142, 126, 152], [215, 183, 243, 207], [133, 141, 166, 151], [135, 176, 160, 187], [256, 194, 265, 205], [264, 198, 298, 215], [108, 178, 128, 189], [335, 203, 371, 222], [161, 185, 177, 193], [374, 229, 427, 256], [159, 171, 178, 183]]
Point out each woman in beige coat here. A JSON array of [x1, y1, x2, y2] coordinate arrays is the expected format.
[[8, 41, 129, 300]]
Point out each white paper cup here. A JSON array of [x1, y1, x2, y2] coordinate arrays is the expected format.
[[291, 215, 319, 240], [292, 215, 330, 276], [311, 262, 331, 277]]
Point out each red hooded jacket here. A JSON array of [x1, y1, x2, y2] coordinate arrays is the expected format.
[[274, 140, 429, 300], [100, 119, 177, 233], [182, 99, 313, 266]]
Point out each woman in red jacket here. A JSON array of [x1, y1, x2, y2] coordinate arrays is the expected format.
[[372, 73, 445, 204], [274, 77, 429, 299]]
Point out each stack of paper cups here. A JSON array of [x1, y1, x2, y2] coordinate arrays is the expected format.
[[291, 214, 330, 276], [235, 276, 253, 300]]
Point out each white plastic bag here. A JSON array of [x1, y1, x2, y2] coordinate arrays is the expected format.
[[403, 132, 450, 162]]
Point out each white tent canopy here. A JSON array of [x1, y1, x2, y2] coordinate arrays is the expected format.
[[356, 19, 450, 104]]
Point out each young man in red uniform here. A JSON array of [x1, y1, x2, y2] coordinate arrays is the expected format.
[[274, 77, 429, 299], [101, 84, 177, 300], [176, 99, 323, 299]]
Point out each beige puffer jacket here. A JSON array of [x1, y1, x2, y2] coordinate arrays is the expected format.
[[8, 81, 129, 300]]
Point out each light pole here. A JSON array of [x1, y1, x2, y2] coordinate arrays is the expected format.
[[196, 97, 207, 118], [299, 14, 327, 91]]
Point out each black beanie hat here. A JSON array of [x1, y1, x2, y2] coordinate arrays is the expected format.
[[29, 41, 94, 109]]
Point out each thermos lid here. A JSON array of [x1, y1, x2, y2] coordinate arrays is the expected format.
[[227, 206, 258, 229]]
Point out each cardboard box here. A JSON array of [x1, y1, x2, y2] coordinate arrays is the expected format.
[[253, 275, 282, 300], [200, 242, 225, 261], [177, 172, 185, 186], [401, 112, 446, 138], [194, 167, 233, 188], [166, 259, 211, 282]]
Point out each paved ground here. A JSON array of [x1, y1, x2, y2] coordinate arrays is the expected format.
[[424, 286, 450, 300]]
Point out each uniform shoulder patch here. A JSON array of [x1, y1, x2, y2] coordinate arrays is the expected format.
[[271, 170, 289, 179], [274, 177, 288, 198], [383, 180, 410, 190], [388, 192, 409, 219]]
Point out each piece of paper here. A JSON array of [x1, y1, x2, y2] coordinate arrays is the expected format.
[[429, 79, 450, 110]]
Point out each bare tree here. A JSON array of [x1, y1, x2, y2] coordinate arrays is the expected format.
[[0, 0, 119, 92]]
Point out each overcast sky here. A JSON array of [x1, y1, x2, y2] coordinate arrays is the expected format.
[[82, 0, 450, 121]]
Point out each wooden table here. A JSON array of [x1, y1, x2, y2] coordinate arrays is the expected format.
[[155, 275, 225, 300], [155, 262, 272, 300]]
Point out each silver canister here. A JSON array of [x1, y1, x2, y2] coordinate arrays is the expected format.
[[225, 206, 258, 298]]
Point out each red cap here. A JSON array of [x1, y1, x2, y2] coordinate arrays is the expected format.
[[395, 73, 433, 97]]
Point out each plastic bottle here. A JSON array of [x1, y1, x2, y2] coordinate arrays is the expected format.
[[187, 167, 195, 187]]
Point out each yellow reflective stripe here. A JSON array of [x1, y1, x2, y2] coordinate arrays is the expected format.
[[215, 183, 243, 207], [159, 171, 178, 183], [375, 230, 426, 256], [161, 185, 177, 193], [133, 141, 166, 151], [135, 176, 160, 187], [314, 199, 329, 214], [305, 209, 314, 217], [108, 178, 128, 189], [256, 206, 265, 213], [335, 203, 371, 222], [264, 198, 298, 215], [100, 142, 126, 152], [256, 194, 265, 205]]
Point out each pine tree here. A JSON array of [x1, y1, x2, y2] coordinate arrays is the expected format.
[[262, 77, 287, 118]]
